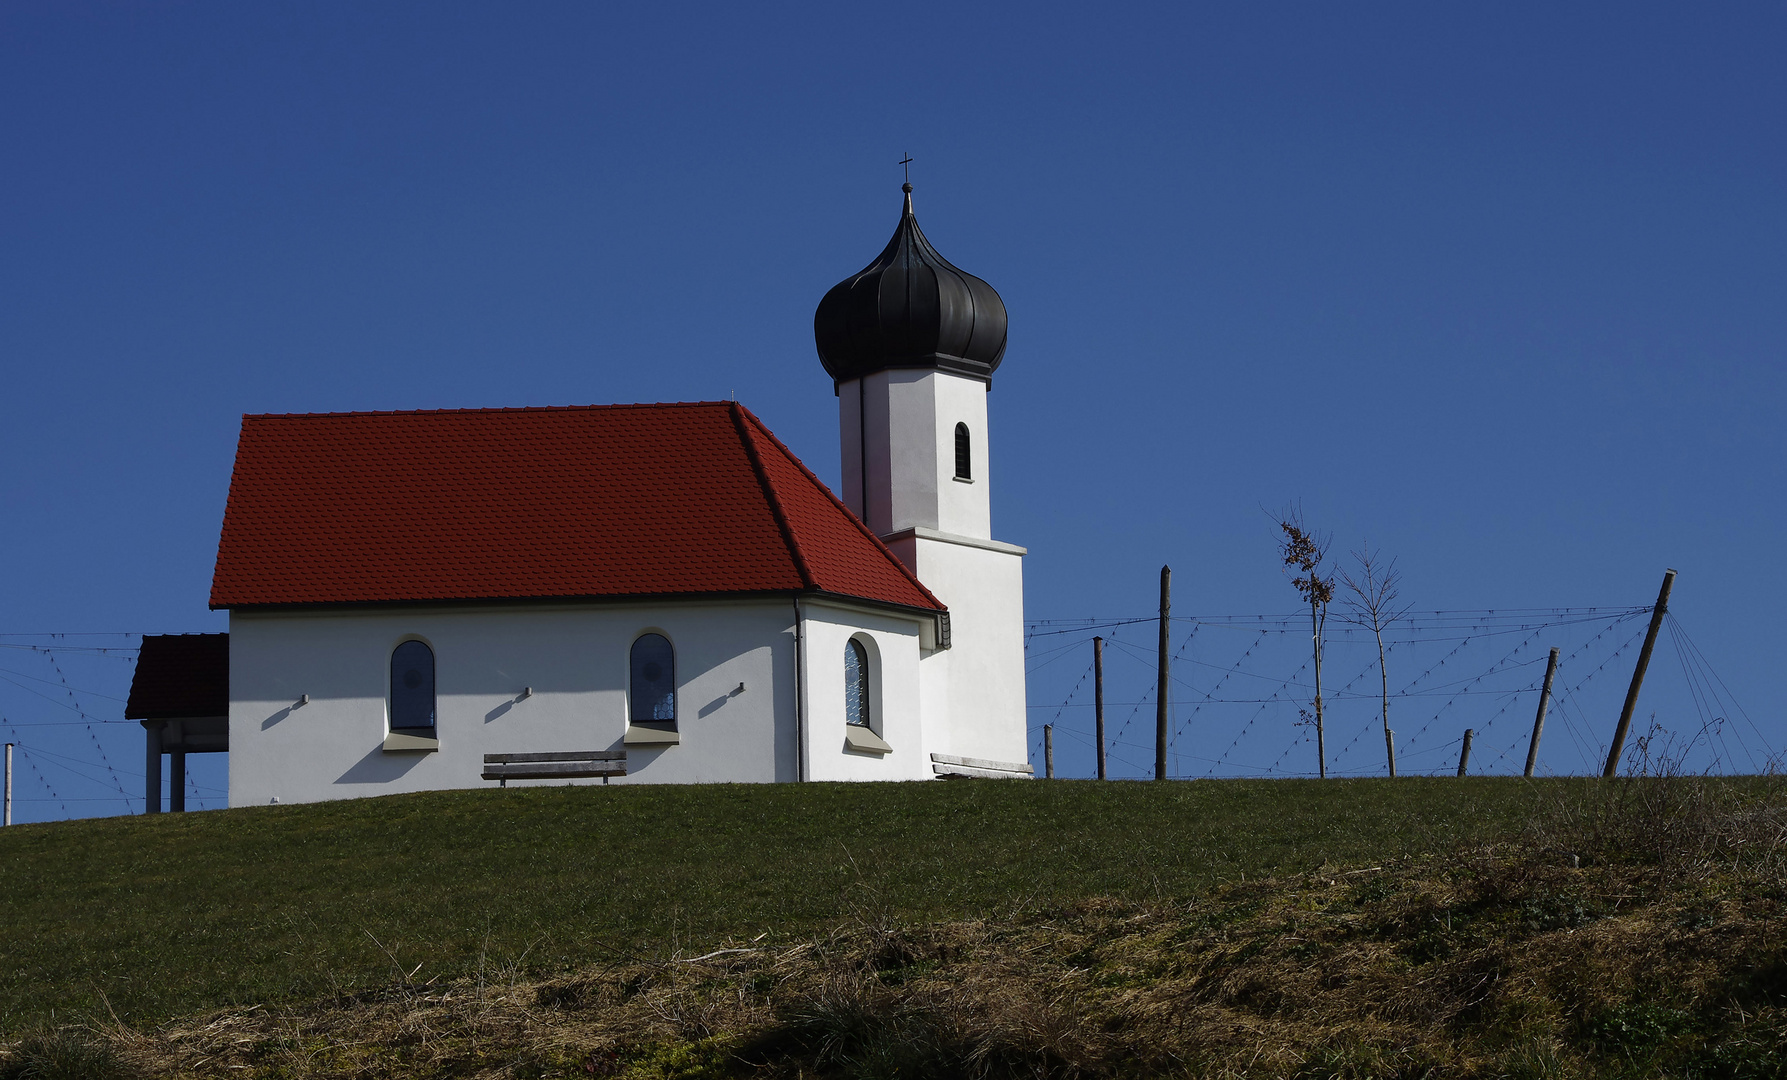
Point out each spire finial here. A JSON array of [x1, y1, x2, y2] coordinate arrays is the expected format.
[[899, 152, 913, 192]]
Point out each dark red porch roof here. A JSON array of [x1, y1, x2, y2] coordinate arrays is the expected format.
[[126, 634, 229, 720]]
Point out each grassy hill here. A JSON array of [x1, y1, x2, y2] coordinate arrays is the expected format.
[[4, 776, 1786, 1078], [2, 777, 1552, 1029]]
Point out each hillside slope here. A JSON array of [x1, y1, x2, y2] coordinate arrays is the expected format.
[[7, 775, 1787, 1077], [0, 777, 1563, 1030]]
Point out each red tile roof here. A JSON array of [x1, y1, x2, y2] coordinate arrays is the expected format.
[[209, 402, 943, 614], [126, 634, 229, 719]]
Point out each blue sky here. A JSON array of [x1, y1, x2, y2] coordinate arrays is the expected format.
[[2, 3, 1783, 817]]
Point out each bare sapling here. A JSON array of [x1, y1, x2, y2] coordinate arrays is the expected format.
[[1340, 544, 1410, 778], [1276, 508, 1334, 779]]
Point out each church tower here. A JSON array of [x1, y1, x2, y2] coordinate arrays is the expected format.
[[814, 183, 1029, 768]]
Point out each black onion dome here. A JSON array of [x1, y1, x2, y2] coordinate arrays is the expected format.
[[815, 185, 1007, 389]]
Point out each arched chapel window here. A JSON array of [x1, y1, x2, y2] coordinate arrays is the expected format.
[[390, 640, 436, 733], [844, 638, 872, 729], [954, 423, 971, 481], [630, 633, 677, 726]]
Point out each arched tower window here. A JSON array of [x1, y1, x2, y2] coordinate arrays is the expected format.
[[844, 638, 872, 728], [390, 640, 436, 733], [630, 633, 677, 726], [954, 423, 971, 481]]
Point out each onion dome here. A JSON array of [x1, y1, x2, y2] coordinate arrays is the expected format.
[[815, 184, 1008, 389]]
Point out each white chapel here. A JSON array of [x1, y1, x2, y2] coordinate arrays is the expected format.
[[126, 184, 1032, 808]]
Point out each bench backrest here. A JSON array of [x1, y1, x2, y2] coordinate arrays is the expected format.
[[484, 751, 624, 764], [483, 750, 627, 782]]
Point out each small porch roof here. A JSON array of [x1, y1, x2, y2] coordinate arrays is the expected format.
[[127, 633, 228, 749]]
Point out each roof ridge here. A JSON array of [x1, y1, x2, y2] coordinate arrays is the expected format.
[[728, 402, 818, 592], [733, 404, 947, 613], [240, 402, 733, 421]]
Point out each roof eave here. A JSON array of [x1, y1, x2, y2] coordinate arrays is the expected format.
[[215, 586, 945, 619]]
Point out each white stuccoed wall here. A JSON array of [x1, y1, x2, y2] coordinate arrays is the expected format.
[[893, 534, 1029, 764], [797, 599, 932, 781], [228, 596, 932, 806], [838, 370, 992, 539], [838, 367, 1029, 769]]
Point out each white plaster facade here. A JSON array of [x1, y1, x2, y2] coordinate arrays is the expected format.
[[228, 595, 944, 805], [838, 368, 1030, 767]]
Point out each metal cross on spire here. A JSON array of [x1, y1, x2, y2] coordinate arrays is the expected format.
[[899, 153, 913, 185]]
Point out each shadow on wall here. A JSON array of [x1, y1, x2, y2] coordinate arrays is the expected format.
[[697, 681, 748, 718], [336, 744, 428, 785]]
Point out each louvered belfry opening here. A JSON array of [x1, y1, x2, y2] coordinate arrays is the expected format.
[[954, 423, 971, 480]]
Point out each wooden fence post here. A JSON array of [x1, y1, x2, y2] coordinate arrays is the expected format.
[[1044, 724, 1054, 779], [1525, 647, 1560, 778], [1156, 565, 1170, 781], [1094, 636, 1106, 781], [1457, 729, 1475, 777], [1604, 569, 1676, 778]]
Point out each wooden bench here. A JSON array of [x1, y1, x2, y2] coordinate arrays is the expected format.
[[483, 750, 627, 787]]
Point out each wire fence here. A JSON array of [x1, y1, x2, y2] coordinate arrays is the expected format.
[[0, 601, 1772, 824], [1026, 606, 1774, 782]]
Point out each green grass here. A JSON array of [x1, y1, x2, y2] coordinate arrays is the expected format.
[[0, 777, 1584, 1031]]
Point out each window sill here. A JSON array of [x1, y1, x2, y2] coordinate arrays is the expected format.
[[951, 476, 974, 484], [625, 724, 680, 746], [844, 725, 892, 755], [383, 731, 439, 752]]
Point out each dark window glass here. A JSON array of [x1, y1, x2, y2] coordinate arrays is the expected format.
[[630, 633, 677, 725], [390, 640, 436, 731], [845, 639, 871, 728], [954, 423, 971, 480]]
